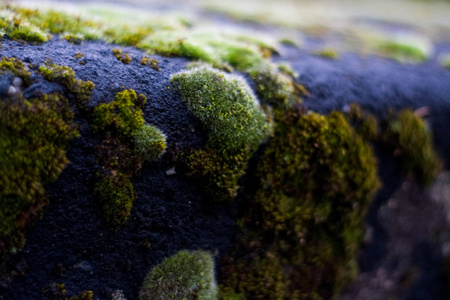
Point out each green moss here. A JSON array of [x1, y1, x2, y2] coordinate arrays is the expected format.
[[0, 57, 31, 85], [140, 56, 161, 71], [250, 67, 298, 108], [279, 38, 297, 46], [139, 250, 217, 300], [171, 65, 273, 201], [92, 89, 146, 137], [0, 58, 79, 260], [221, 107, 380, 299], [39, 63, 94, 107], [42, 282, 94, 300], [313, 48, 339, 60], [438, 53, 450, 69], [134, 124, 166, 161], [112, 49, 132, 64], [94, 172, 136, 229], [383, 109, 442, 186], [171, 66, 272, 153], [345, 103, 379, 140], [376, 41, 427, 63]]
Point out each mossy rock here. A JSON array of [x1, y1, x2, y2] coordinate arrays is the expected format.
[[139, 250, 217, 300]]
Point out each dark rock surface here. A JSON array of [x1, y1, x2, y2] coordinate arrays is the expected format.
[[1, 33, 450, 299]]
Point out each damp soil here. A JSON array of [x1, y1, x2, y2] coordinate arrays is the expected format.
[[0, 29, 450, 300]]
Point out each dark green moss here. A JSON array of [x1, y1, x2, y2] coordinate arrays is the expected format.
[[112, 49, 132, 64], [382, 109, 442, 186], [345, 103, 379, 140], [42, 282, 94, 300], [221, 107, 380, 299], [94, 172, 136, 229], [139, 250, 217, 300], [0, 58, 79, 261], [39, 63, 94, 107]]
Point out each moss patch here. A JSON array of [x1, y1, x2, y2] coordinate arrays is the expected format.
[[313, 48, 339, 60], [220, 107, 380, 299], [382, 109, 442, 186], [39, 63, 94, 107], [112, 49, 132, 64], [171, 66, 273, 201], [0, 58, 79, 263], [92, 89, 166, 228], [376, 41, 427, 63], [139, 250, 217, 300]]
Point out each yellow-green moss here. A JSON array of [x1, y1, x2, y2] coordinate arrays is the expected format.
[[171, 66, 273, 201], [112, 49, 132, 64], [139, 250, 217, 300], [313, 48, 339, 60], [171, 66, 272, 153], [383, 109, 442, 186], [94, 172, 136, 229], [0, 59, 78, 260], [140, 56, 161, 71], [92, 89, 146, 137], [439, 53, 450, 69], [221, 107, 380, 299], [376, 41, 427, 63], [39, 63, 94, 107], [42, 282, 94, 300]]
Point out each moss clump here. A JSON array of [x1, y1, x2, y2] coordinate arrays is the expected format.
[[0, 59, 79, 261], [94, 172, 136, 229], [0, 13, 48, 43], [134, 124, 166, 161], [250, 67, 298, 108], [345, 103, 379, 140], [171, 66, 272, 153], [0, 57, 31, 85], [376, 41, 427, 63], [382, 109, 442, 186], [221, 107, 380, 299], [171, 66, 272, 201], [42, 282, 94, 300], [139, 250, 217, 300], [313, 48, 339, 60], [92, 89, 165, 228], [39, 63, 95, 107], [438, 53, 450, 69], [140, 56, 161, 71], [92, 89, 146, 136], [112, 49, 132, 64]]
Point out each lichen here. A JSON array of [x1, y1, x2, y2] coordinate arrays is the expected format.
[[139, 250, 217, 300], [382, 109, 442, 186], [220, 107, 380, 299]]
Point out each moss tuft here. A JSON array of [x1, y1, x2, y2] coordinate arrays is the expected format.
[[382, 109, 442, 186], [313, 48, 339, 60], [140, 56, 161, 71], [171, 66, 272, 153], [92, 89, 146, 137], [0, 57, 31, 85], [39, 63, 94, 107], [171, 65, 273, 201], [139, 250, 217, 300], [221, 107, 380, 299], [376, 41, 427, 63], [94, 172, 136, 229], [112, 49, 132, 64], [134, 124, 166, 162], [345, 103, 379, 140]]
